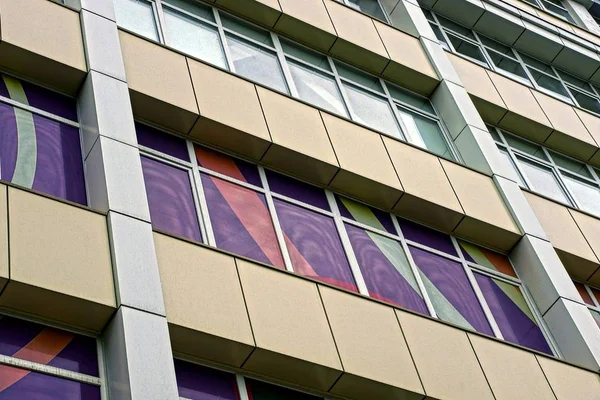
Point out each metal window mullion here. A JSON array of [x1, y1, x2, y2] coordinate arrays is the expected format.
[[341, 217, 403, 241], [326, 190, 370, 295], [542, 146, 580, 208], [588, 164, 600, 187], [258, 166, 294, 272], [0, 97, 79, 127], [198, 166, 266, 193], [187, 141, 215, 246], [521, 283, 563, 357], [236, 374, 250, 400], [271, 33, 298, 97], [328, 57, 356, 119], [376, 0, 392, 24], [403, 239, 464, 264], [506, 149, 540, 191], [391, 215, 438, 318], [465, 263, 522, 285], [161, 1, 219, 28], [96, 339, 108, 400], [551, 64, 578, 105], [585, 284, 600, 308], [0, 354, 102, 386], [271, 192, 334, 217], [153, 0, 167, 44], [380, 78, 407, 141], [139, 146, 194, 169], [213, 8, 235, 71]]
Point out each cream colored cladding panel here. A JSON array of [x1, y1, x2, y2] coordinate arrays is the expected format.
[[468, 334, 556, 400], [448, 54, 507, 124], [488, 71, 553, 143], [574, 108, 600, 166], [537, 355, 600, 400], [524, 192, 599, 281], [373, 21, 439, 95], [440, 160, 520, 251], [568, 210, 600, 285], [384, 138, 464, 232], [319, 286, 424, 400], [531, 91, 598, 160], [397, 311, 494, 400], [0, 184, 7, 291], [237, 260, 343, 391], [323, 0, 390, 73], [119, 31, 199, 134], [2, 187, 116, 332], [154, 233, 255, 367], [257, 87, 339, 184], [0, 0, 86, 94], [323, 112, 403, 210], [215, 0, 282, 28], [188, 59, 272, 161], [275, 0, 338, 51]]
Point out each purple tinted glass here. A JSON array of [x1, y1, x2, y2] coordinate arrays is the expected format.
[[136, 123, 190, 162], [0, 79, 8, 98], [0, 367, 100, 399], [0, 102, 17, 183], [474, 273, 552, 354], [141, 157, 202, 242], [195, 145, 262, 187], [21, 81, 78, 122], [174, 360, 240, 400], [266, 170, 330, 210], [399, 218, 457, 256], [0, 316, 99, 377], [345, 224, 428, 314], [335, 195, 395, 234], [246, 378, 322, 400], [410, 246, 493, 335], [274, 199, 358, 292]]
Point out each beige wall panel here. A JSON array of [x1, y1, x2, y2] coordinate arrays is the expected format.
[[275, 0, 337, 51], [324, 113, 403, 210], [3, 188, 116, 331], [238, 260, 342, 391], [374, 21, 439, 95], [441, 160, 520, 251], [188, 60, 271, 161], [448, 54, 507, 124], [0, 0, 86, 94], [489, 72, 553, 142], [155, 233, 255, 367], [119, 31, 199, 134], [0, 184, 7, 288], [397, 311, 494, 400], [469, 334, 556, 400], [568, 210, 600, 284], [320, 287, 424, 400], [215, 0, 282, 27], [258, 87, 339, 184], [531, 91, 598, 160], [384, 138, 464, 232], [524, 192, 598, 280], [323, 0, 390, 73], [536, 355, 600, 400], [574, 108, 600, 164]]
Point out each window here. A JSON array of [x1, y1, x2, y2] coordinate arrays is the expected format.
[[336, 0, 388, 22], [0, 315, 102, 399], [175, 359, 323, 400], [490, 125, 600, 217], [138, 124, 556, 354], [0, 74, 86, 205], [522, 0, 576, 23], [114, 0, 457, 160], [573, 281, 600, 330]]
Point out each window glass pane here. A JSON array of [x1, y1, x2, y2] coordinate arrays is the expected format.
[[480, 36, 512, 55], [335, 62, 384, 93], [141, 157, 202, 242], [0, 316, 99, 376], [114, 0, 159, 41], [558, 71, 594, 92], [135, 123, 189, 162], [447, 35, 488, 64], [409, 246, 494, 335], [397, 109, 453, 159], [387, 84, 435, 114], [343, 83, 401, 137], [202, 174, 285, 268], [591, 287, 600, 304], [517, 158, 570, 203], [336, 195, 395, 234], [0, 367, 101, 399], [164, 0, 214, 22], [174, 360, 240, 400], [591, 310, 600, 330], [246, 378, 322, 400], [345, 224, 429, 313], [0, 102, 86, 205], [195, 145, 262, 187], [521, 54, 555, 74], [280, 39, 331, 71], [574, 282, 595, 306], [274, 199, 358, 292], [346, 0, 387, 21], [163, 8, 226, 68], [399, 218, 457, 256], [430, 24, 449, 48], [458, 240, 517, 278], [570, 89, 600, 115], [562, 174, 600, 216], [287, 60, 347, 116], [487, 125, 502, 142], [542, 0, 574, 22], [498, 148, 525, 187], [527, 69, 570, 98], [487, 52, 529, 80], [474, 273, 552, 354], [551, 152, 592, 178], [266, 170, 330, 210], [225, 34, 288, 93], [504, 134, 547, 160], [437, 16, 476, 39], [221, 14, 273, 46]]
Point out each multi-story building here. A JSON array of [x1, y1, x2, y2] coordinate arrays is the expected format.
[[1, 0, 600, 398]]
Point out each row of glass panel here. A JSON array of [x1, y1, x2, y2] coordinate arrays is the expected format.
[[335, 0, 389, 22], [424, 9, 600, 116], [137, 122, 556, 355], [522, 0, 576, 23], [489, 124, 600, 218], [573, 281, 600, 330], [113, 0, 457, 160]]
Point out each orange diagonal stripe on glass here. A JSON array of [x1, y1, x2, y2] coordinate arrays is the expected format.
[[0, 365, 29, 392], [13, 328, 74, 365], [195, 146, 248, 183], [481, 247, 517, 278]]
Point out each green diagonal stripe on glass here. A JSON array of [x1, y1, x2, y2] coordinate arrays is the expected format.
[[340, 197, 386, 231], [493, 278, 536, 323], [3, 75, 36, 189]]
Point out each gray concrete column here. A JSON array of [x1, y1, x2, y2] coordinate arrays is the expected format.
[[77, 0, 179, 398]]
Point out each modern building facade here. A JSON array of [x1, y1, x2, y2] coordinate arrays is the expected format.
[[1, 0, 600, 398]]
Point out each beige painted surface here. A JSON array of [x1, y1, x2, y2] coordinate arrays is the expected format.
[[278, 0, 336, 34], [574, 108, 600, 155], [469, 334, 556, 400], [536, 355, 600, 400], [0, 185, 7, 283], [569, 210, 600, 263], [320, 287, 424, 399], [276, 0, 337, 51], [215, 0, 281, 27], [397, 311, 494, 400], [155, 233, 254, 365]]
